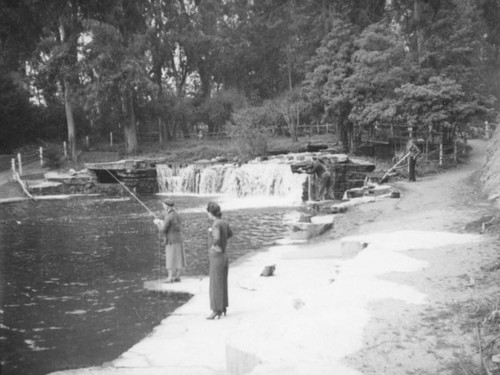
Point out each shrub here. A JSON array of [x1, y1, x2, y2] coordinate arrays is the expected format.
[[42, 146, 65, 169], [229, 106, 270, 160]]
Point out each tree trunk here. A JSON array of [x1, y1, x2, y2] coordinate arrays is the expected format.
[[287, 44, 293, 91], [292, 106, 299, 142], [158, 117, 165, 144], [123, 90, 138, 154], [63, 81, 77, 160], [339, 102, 352, 153], [59, 15, 77, 161], [414, 0, 425, 66], [156, 86, 167, 145]]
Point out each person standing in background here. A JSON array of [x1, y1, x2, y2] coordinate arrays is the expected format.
[[206, 201, 233, 320], [406, 138, 421, 182], [300, 156, 332, 201], [154, 198, 186, 283]]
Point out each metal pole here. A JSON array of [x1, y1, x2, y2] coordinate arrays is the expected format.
[[17, 153, 23, 176], [110, 132, 113, 146], [39, 147, 44, 167], [11, 158, 16, 177]]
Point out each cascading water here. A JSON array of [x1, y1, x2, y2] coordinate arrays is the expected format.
[[156, 161, 307, 204]]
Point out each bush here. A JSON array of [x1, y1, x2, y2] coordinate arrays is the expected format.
[[200, 89, 247, 135], [42, 146, 65, 169], [229, 106, 270, 160]]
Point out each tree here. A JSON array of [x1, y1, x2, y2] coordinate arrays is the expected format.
[[396, 76, 492, 146], [144, 0, 197, 143], [28, 0, 121, 159], [80, 1, 152, 154], [302, 19, 359, 152], [273, 89, 308, 143], [344, 22, 413, 149]]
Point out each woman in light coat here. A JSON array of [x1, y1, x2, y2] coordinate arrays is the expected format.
[[154, 198, 186, 282]]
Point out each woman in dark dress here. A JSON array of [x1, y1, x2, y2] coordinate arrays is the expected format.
[[206, 201, 233, 320]]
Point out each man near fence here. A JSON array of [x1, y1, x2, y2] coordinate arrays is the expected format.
[[406, 138, 421, 182]]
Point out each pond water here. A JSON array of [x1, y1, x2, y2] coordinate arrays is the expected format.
[[0, 195, 296, 375]]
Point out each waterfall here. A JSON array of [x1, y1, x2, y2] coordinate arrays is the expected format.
[[156, 161, 307, 201]]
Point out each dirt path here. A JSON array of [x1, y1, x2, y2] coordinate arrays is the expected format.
[[344, 139, 500, 374], [0, 161, 50, 200]]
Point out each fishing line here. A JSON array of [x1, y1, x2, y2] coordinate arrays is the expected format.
[[103, 169, 165, 319], [156, 238, 163, 320], [104, 168, 159, 219]]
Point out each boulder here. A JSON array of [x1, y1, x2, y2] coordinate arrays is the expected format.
[[289, 219, 334, 240]]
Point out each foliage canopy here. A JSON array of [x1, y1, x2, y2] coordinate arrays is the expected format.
[[0, 0, 498, 155]]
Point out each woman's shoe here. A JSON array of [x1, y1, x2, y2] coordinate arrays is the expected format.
[[174, 277, 181, 282], [223, 308, 227, 316], [206, 311, 222, 320]]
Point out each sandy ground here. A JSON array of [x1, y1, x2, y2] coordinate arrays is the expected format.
[[3, 139, 500, 375], [342, 138, 500, 374], [0, 160, 49, 200]]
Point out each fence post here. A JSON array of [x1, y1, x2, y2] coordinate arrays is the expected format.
[[39, 147, 44, 167], [308, 175, 313, 201], [63, 141, 67, 158], [17, 153, 23, 176], [439, 143, 443, 166], [11, 158, 16, 177], [110, 132, 113, 147]]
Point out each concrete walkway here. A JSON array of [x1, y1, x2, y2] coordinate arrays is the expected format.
[[48, 223, 480, 375]]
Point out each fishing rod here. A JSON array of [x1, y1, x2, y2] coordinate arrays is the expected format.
[[104, 168, 159, 219]]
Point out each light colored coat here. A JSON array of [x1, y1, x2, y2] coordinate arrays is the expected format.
[[159, 208, 183, 245], [157, 207, 186, 270]]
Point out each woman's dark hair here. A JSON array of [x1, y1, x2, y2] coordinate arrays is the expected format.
[[206, 201, 222, 218]]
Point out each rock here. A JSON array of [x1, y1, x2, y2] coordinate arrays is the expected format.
[[298, 214, 312, 223], [290, 221, 333, 240], [366, 185, 393, 196], [344, 187, 369, 199], [391, 191, 401, 198], [328, 206, 347, 214], [491, 353, 500, 364], [260, 265, 276, 277], [306, 143, 328, 152], [340, 239, 368, 257]]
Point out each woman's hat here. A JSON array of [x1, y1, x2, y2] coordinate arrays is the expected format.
[[162, 198, 174, 207], [206, 201, 221, 216]]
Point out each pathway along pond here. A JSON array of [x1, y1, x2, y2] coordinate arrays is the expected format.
[[0, 195, 294, 375]]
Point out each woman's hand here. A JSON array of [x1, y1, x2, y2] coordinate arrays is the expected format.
[[210, 245, 222, 253]]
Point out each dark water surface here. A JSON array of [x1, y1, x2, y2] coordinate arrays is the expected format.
[[0, 195, 293, 375]]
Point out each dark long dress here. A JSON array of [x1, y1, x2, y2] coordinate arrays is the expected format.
[[407, 141, 420, 182], [209, 218, 233, 312]]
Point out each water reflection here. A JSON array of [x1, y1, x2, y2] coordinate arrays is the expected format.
[[0, 195, 293, 375]]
